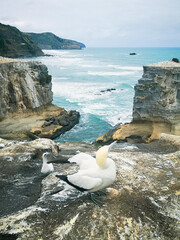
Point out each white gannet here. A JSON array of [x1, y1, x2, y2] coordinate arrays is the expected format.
[[56, 141, 117, 205], [41, 152, 54, 174]]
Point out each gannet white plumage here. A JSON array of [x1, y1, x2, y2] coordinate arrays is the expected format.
[[56, 141, 117, 204], [41, 152, 54, 174]]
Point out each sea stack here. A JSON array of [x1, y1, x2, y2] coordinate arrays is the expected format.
[[96, 61, 180, 143]]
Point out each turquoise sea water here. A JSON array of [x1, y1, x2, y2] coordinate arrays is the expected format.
[[33, 48, 180, 142]]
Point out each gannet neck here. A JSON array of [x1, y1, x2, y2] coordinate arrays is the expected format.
[[96, 146, 109, 169], [96, 141, 116, 168]]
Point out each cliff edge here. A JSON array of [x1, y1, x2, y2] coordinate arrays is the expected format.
[[0, 57, 79, 139], [97, 61, 180, 143]]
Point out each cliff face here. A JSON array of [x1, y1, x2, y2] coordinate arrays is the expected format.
[[97, 61, 180, 144], [133, 61, 180, 125], [0, 58, 52, 120], [0, 23, 44, 58], [26, 32, 86, 50], [0, 57, 79, 139]]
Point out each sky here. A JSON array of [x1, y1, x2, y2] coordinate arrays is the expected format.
[[1, 0, 180, 47]]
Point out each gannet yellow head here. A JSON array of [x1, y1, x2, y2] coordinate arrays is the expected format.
[[96, 145, 109, 168], [42, 152, 48, 162], [96, 141, 117, 168]]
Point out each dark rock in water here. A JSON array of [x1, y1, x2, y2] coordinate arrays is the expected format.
[[0, 23, 44, 58], [0, 137, 179, 239], [25, 32, 86, 50], [100, 88, 116, 93], [172, 58, 179, 63], [129, 52, 136, 55], [34, 109, 80, 139]]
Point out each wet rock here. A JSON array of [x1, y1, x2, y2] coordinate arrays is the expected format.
[[0, 138, 179, 239], [100, 88, 116, 93], [172, 58, 179, 63], [129, 52, 136, 55]]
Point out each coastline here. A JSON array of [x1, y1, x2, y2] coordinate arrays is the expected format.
[[0, 53, 180, 239]]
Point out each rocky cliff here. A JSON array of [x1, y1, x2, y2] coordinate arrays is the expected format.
[[0, 57, 79, 139], [0, 136, 179, 239], [133, 61, 180, 126], [97, 61, 180, 144], [25, 32, 86, 50], [0, 23, 44, 58]]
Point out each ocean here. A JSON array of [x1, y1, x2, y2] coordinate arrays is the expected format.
[[33, 47, 180, 143]]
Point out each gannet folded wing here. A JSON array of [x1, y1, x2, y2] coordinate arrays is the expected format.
[[68, 174, 102, 190], [56, 174, 102, 192]]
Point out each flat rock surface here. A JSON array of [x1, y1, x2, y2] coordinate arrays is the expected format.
[[0, 136, 179, 240]]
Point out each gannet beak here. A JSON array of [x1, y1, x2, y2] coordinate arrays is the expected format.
[[42, 153, 45, 159], [108, 141, 117, 150]]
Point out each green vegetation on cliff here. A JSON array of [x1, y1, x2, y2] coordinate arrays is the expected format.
[[0, 23, 44, 58], [25, 32, 86, 50]]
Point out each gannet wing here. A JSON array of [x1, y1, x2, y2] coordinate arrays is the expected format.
[[68, 174, 102, 190], [68, 152, 96, 169]]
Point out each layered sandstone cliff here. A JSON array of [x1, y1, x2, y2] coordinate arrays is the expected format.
[[133, 61, 180, 127], [0, 57, 79, 139], [97, 61, 180, 143]]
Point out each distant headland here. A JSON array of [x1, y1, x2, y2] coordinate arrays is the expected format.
[[0, 23, 86, 58], [25, 32, 86, 50]]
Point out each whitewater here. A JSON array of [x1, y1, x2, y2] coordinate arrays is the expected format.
[[32, 47, 180, 142]]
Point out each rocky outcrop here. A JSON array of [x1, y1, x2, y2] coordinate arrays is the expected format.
[[0, 58, 53, 120], [25, 32, 86, 50], [0, 57, 79, 139], [0, 23, 44, 58], [97, 61, 180, 144], [0, 136, 179, 239], [133, 61, 180, 126]]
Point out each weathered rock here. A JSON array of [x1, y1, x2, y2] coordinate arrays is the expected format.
[[0, 58, 80, 139], [0, 138, 59, 218], [97, 61, 180, 144], [0, 137, 179, 239], [133, 61, 180, 126], [0, 23, 44, 58], [0, 59, 52, 120]]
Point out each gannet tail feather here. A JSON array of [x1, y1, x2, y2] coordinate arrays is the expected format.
[[56, 175, 88, 192], [47, 159, 74, 164]]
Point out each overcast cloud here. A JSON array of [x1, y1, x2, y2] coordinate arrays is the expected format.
[[1, 0, 180, 47]]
